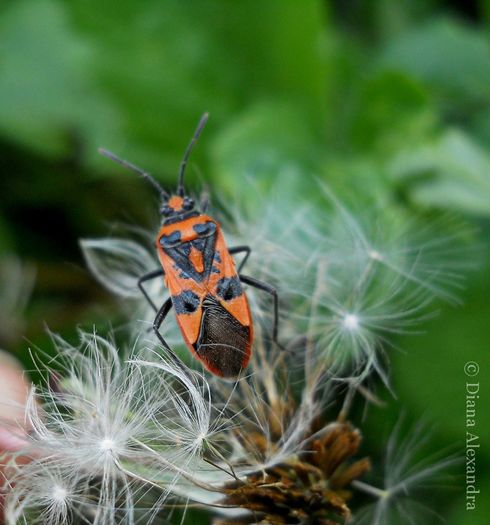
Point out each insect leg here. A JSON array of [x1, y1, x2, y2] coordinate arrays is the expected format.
[[229, 246, 251, 272], [153, 298, 192, 372], [153, 297, 174, 350], [239, 274, 284, 349], [138, 268, 164, 312]]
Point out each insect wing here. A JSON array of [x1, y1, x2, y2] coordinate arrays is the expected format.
[[195, 234, 253, 377]]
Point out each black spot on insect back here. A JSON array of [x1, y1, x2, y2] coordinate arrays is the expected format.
[[193, 221, 216, 236], [216, 276, 243, 301], [160, 230, 181, 248], [172, 290, 200, 314]]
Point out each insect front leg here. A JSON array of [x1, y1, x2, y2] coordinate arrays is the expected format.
[[229, 245, 251, 273], [239, 274, 284, 350], [138, 268, 164, 312]]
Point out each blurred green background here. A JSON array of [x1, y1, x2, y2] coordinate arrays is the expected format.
[[1, 1, 489, 523]]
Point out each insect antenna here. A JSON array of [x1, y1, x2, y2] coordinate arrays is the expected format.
[[177, 112, 209, 197], [99, 148, 169, 199]]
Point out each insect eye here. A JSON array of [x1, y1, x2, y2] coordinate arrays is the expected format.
[[183, 197, 194, 210], [160, 204, 172, 216]]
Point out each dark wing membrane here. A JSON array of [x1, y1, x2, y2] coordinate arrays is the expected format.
[[194, 295, 251, 378]]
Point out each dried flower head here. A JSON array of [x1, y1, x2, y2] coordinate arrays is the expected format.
[[5, 180, 472, 523], [218, 424, 370, 525], [3, 331, 232, 524], [3, 323, 377, 525]]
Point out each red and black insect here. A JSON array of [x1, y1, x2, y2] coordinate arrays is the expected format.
[[99, 113, 281, 378]]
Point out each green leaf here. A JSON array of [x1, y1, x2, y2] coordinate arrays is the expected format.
[[0, 0, 330, 183], [0, 0, 119, 158], [210, 100, 320, 191], [378, 18, 490, 107], [390, 129, 490, 215], [350, 71, 436, 153], [67, 0, 329, 176]]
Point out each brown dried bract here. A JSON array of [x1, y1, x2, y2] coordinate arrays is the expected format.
[[215, 424, 370, 525]]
